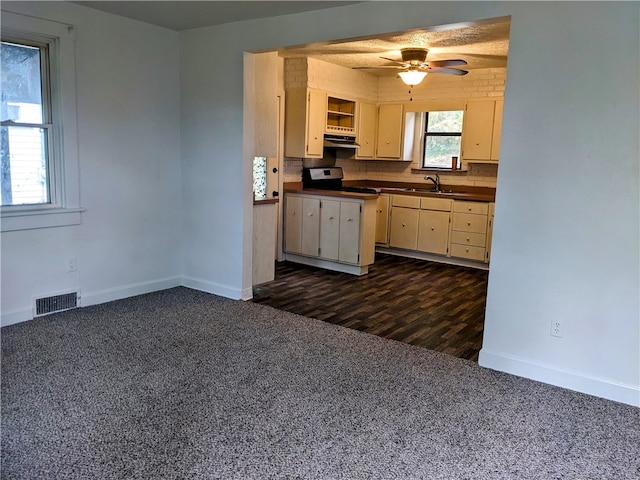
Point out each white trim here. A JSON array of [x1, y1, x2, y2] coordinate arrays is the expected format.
[[1, 207, 84, 231], [180, 276, 244, 300], [478, 348, 640, 407], [81, 276, 182, 308]]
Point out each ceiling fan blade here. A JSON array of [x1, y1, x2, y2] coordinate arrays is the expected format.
[[428, 59, 467, 68], [379, 56, 406, 66], [427, 67, 469, 76]]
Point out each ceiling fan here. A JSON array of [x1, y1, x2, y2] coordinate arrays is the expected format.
[[354, 48, 468, 86]]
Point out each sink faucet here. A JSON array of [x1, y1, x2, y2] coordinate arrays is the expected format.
[[424, 173, 441, 192]]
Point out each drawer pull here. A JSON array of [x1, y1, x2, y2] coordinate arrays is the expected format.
[[467, 222, 471, 226], [347, 218, 353, 222], [431, 227, 435, 231], [402, 223, 406, 227], [307, 213, 313, 217], [329, 216, 334, 220]]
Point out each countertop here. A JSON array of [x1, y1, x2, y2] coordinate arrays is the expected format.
[[284, 181, 496, 202]]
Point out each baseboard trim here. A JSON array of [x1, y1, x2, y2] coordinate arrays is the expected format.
[[1, 277, 182, 327], [1, 308, 33, 327], [478, 348, 640, 407], [181, 276, 243, 300], [81, 276, 182, 308]]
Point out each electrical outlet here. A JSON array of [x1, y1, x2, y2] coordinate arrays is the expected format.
[[551, 319, 563, 338], [67, 256, 77, 273]]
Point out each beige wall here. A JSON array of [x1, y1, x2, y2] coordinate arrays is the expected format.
[[283, 57, 505, 188]]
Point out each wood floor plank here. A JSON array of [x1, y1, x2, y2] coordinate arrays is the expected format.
[[252, 253, 489, 361]]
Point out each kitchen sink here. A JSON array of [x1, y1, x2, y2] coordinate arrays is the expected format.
[[399, 188, 455, 194]]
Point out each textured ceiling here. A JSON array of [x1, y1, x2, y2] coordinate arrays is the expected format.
[[278, 17, 511, 74]]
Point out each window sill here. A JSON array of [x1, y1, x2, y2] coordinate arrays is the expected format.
[[411, 168, 468, 175], [1, 207, 84, 232]]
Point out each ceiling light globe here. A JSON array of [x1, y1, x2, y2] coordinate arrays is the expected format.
[[398, 69, 427, 86]]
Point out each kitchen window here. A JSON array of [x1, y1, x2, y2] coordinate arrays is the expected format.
[[1, 12, 81, 231], [422, 110, 463, 169]]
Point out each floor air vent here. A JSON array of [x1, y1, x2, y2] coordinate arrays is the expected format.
[[34, 292, 79, 316]]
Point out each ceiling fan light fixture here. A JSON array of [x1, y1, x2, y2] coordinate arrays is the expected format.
[[398, 68, 427, 87]]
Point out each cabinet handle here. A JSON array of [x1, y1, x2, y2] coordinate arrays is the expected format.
[[475, 142, 480, 146], [466, 237, 470, 241], [402, 223, 406, 227], [466, 248, 470, 252], [468, 207, 472, 211], [467, 222, 471, 226], [329, 216, 334, 220], [308, 213, 313, 217], [347, 218, 353, 222], [431, 227, 435, 231]]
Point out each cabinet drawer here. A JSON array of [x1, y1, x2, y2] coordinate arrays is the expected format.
[[450, 243, 486, 262], [452, 213, 488, 234], [453, 201, 489, 215], [451, 231, 486, 247], [420, 197, 452, 212], [392, 195, 420, 209]]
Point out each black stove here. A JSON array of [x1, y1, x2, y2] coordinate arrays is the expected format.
[[302, 167, 379, 194]]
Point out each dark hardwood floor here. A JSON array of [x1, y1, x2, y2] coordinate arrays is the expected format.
[[252, 253, 488, 361]]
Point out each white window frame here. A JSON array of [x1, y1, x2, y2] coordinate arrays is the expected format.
[[1, 12, 82, 232], [422, 110, 464, 169]]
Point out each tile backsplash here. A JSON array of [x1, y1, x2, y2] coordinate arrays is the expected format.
[[284, 156, 498, 188]]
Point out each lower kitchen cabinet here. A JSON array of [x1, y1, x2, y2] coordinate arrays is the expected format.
[[450, 201, 489, 262], [284, 193, 376, 275], [380, 194, 492, 268], [389, 195, 453, 254], [375, 194, 390, 245], [284, 195, 320, 257], [417, 210, 450, 255], [486, 202, 495, 263]]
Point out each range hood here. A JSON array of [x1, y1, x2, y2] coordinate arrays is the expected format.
[[323, 134, 360, 149]]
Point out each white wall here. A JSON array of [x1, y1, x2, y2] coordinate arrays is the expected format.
[[180, 1, 639, 405], [1, 2, 182, 323]]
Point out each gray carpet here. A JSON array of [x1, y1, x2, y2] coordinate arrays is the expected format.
[[1, 287, 638, 479]]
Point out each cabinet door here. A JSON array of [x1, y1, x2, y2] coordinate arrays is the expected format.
[[376, 104, 404, 159], [284, 195, 302, 254], [462, 100, 495, 160], [375, 195, 390, 244], [389, 206, 419, 250], [355, 101, 377, 159], [306, 89, 326, 157], [490, 100, 503, 161], [301, 197, 320, 256], [417, 210, 450, 255], [339, 201, 362, 264], [319, 199, 340, 261]]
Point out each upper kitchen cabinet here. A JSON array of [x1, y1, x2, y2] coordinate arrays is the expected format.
[[461, 99, 503, 163], [253, 52, 279, 158], [284, 88, 327, 158], [355, 102, 420, 161], [355, 101, 377, 159], [376, 103, 405, 159], [490, 100, 504, 161], [326, 96, 356, 136]]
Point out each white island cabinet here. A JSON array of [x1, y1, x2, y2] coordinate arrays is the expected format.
[[284, 192, 377, 275]]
